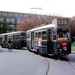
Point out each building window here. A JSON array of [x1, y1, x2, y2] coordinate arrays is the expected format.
[[16, 18, 22, 24], [8, 25, 15, 29], [0, 18, 3, 22], [8, 13, 12, 16], [3, 13, 7, 16], [6, 18, 15, 23], [0, 24, 3, 28], [14, 14, 18, 17], [24, 14, 28, 18], [0, 13, 1, 15], [19, 14, 23, 17]]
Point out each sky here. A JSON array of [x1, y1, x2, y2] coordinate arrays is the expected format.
[[0, 0, 75, 18]]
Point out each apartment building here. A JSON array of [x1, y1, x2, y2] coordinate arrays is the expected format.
[[0, 11, 32, 33]]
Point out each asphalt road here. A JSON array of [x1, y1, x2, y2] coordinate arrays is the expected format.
[[0, 48, 75, 75], [0, 48, 48, 75], [46, 54, 75, 75]]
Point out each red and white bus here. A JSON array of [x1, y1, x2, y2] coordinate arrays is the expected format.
[[26, 18, 71, 57]]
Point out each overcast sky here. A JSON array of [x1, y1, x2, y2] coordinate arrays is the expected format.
[[0, 0, 75, 17]]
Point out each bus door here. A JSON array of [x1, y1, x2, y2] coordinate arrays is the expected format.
[[31, 32, 34, 49], [47, 29, 52, 53]]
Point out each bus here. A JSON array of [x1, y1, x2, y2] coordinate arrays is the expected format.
[[26, 18, 71, 57], [0, 31, 26, 49]]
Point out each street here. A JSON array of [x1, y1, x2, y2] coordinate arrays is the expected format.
[[0, 48, 75, 75], [0, 48, 48, 75]]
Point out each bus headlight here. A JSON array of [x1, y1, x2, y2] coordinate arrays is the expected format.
[[63, 47, 67, 51]]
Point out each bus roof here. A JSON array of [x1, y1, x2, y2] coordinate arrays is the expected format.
[[26, 24, 56, 32], [0, 31, 25, 36]]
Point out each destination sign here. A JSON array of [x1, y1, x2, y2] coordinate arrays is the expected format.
[[57, 18, 69, 26]]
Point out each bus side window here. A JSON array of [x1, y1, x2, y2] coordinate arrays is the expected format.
[[53, 31, 56, 40], [42, 31, 47, 40], [38, 32, 42, 40], [27, 34, 30, 40], [35, 32, 38, 40]]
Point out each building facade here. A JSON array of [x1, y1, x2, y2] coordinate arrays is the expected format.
[[0, 11, 32, 33], [0, 11, 67, 34]]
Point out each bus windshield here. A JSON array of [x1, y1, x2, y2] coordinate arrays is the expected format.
[[57, 29, 70, 40]]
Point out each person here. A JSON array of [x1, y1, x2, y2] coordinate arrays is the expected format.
[[8, 39, 12, 51], [8, 39, 12, 44], [59, 32, 63, 38]]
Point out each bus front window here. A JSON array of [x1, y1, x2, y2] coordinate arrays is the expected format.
[[57, 29, 70, 40]]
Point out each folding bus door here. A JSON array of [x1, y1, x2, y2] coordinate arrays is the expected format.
[[31, 32, 34, 49], [47, 29, 52, 53]]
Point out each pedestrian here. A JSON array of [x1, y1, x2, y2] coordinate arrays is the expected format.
[[8, 38, 12, 51]]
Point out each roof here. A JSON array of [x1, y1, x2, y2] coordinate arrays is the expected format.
[[0, 31, 25, 36], [26, 24, 56, 32]]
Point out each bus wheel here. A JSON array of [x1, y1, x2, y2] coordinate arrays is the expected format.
[[37, 49, 41, 55]]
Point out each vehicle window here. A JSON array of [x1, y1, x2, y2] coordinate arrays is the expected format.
[[42, 31, 47, 40], [13, 35, 20, 39], [53, 31, 56, 40], [38, 32, 42, 40], [35, 32, 38, 40], [21, 33, 26, 39], [27, 34, 30, 40], [0, 37, 2, 41], [57, 29, 70, 40]]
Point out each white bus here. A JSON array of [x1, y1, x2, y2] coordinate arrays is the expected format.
[[26, 18, 71, 57]]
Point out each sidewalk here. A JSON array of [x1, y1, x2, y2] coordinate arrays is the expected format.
[[72, 50, 75, 54]]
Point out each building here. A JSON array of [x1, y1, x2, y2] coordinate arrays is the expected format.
[[0, 11, 32, 33], [0, 10, 69, 34]]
